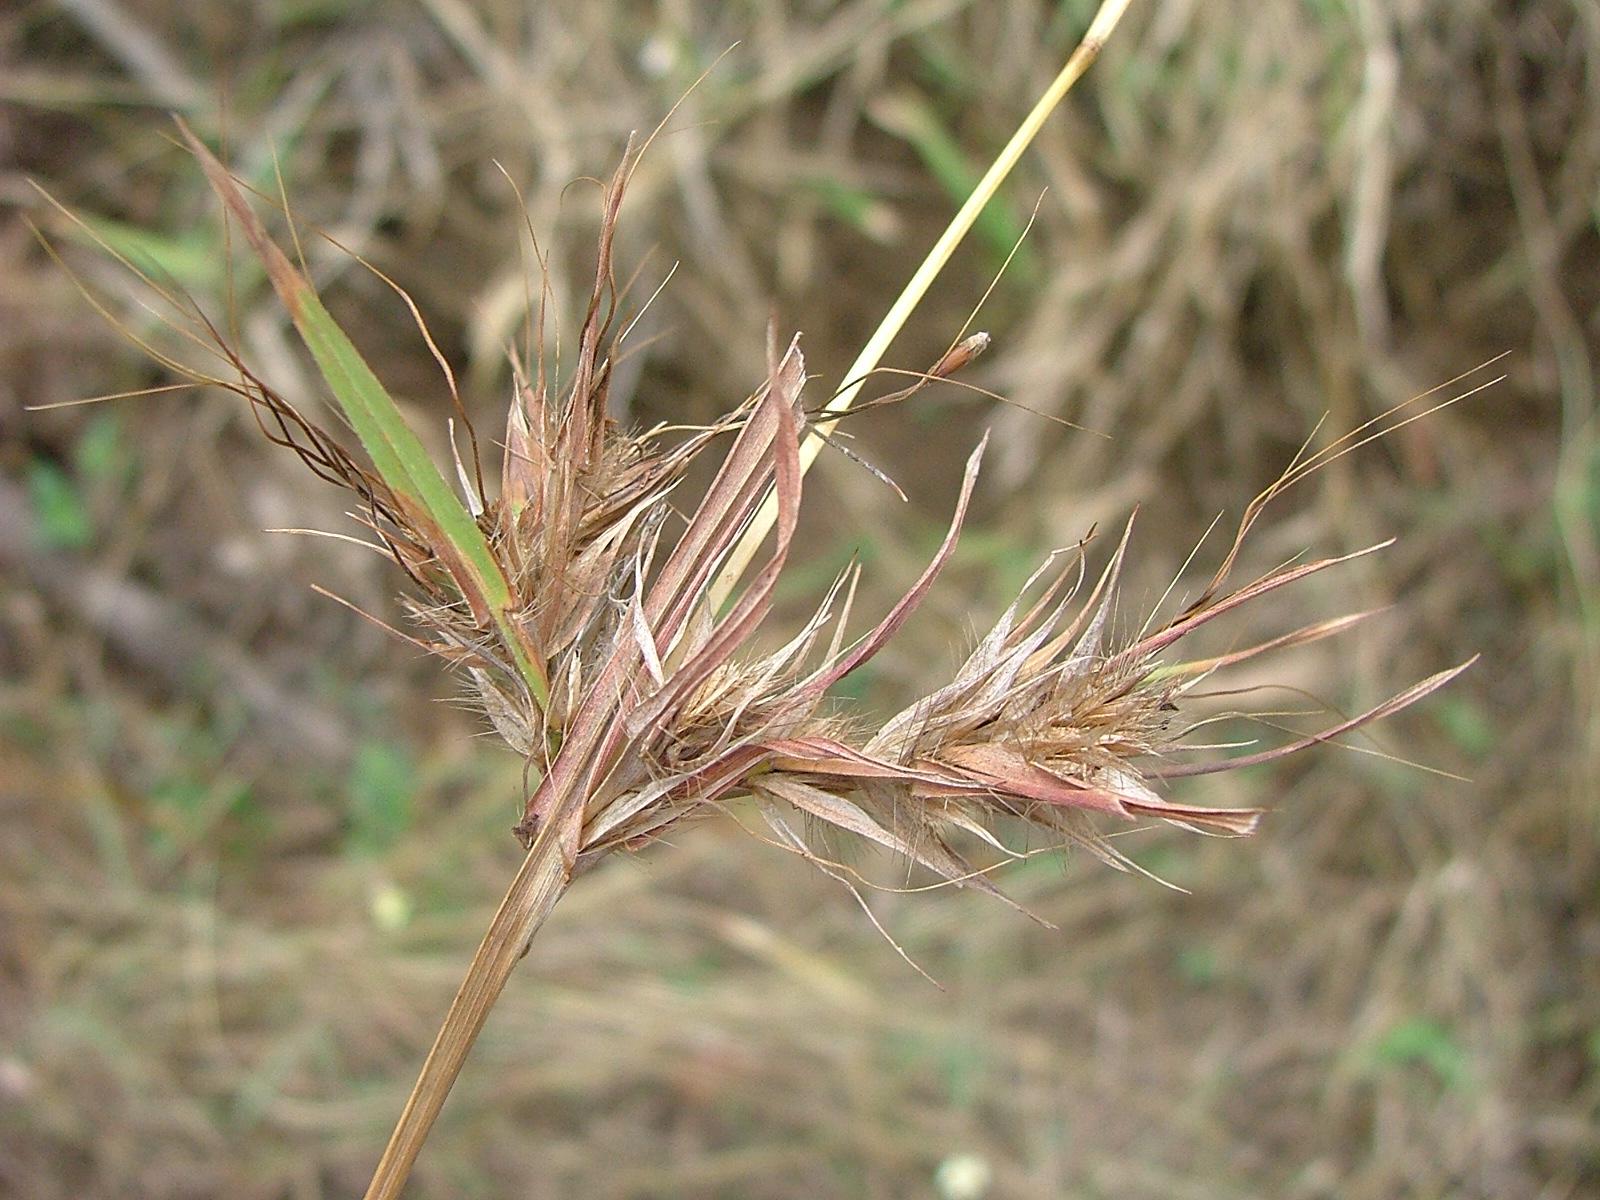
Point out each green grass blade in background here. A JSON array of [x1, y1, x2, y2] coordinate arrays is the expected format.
[[869, 91, 1041, 282]]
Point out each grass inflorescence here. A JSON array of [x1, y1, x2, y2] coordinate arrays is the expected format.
[[17, 2, 1562, 1197]]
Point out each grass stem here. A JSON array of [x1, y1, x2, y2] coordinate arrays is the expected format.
[[707, 0, 1135, 610], [361, 826, 570, 1200]]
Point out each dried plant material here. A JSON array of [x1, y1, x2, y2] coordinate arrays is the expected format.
[[78, 124, 1465, 1200], [140, 126, 1471, 1196], [44, 5, 1482, 1195], [47, 154, 1463, 1200]]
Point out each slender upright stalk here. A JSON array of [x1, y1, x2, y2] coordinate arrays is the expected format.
[[708, 0, 1136, 610], [361, 829, 570, 1200]]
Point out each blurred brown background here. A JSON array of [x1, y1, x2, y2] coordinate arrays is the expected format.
[[1, 1, 1595, 1197]]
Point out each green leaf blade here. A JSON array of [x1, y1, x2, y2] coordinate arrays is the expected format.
[[288, 287, 509, 612]]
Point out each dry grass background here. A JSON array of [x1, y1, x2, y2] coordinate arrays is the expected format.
[[1, 1, 1596, 1197]]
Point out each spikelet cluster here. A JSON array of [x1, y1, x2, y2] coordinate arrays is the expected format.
[[173, 148, 1467, 905], [346, 154, 1459, 900]]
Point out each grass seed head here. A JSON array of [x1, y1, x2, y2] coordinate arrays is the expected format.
[[379, 157, 1464, 898], [76, 128, 1469, 912]]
